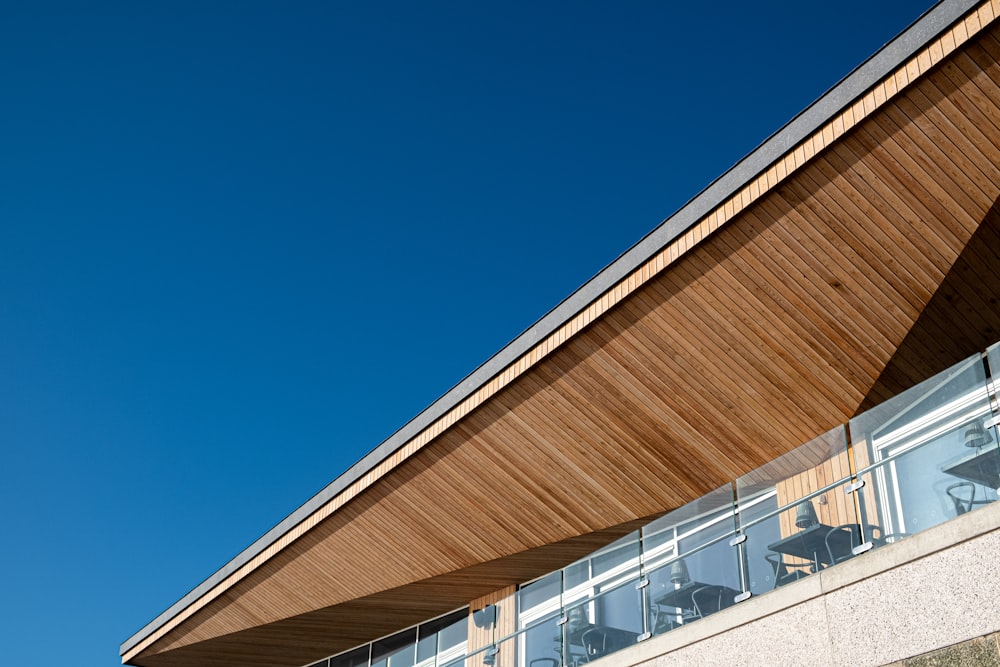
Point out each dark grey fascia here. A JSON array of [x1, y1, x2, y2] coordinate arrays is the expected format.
[[121, 0, 981, 657]]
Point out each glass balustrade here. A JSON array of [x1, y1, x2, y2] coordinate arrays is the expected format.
[[736, 425, 857, 596], [850, 352, 999, 552], [642, 484, 740, 635], [311, 344, 1000, 667]]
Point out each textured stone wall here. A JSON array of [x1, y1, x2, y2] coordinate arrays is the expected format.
[[891, 633, 1000, 667]]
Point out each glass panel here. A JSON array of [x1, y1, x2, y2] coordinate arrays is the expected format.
[[988, 340, 1000, 454], [851, 354, 998, 550], [643, 484, 740, 635], [518, 615, 560, 667], [590, 576, 643, 655], [331, 646, 371, 667], [437, 611, 470, 657], [560, 532, 641, 617], [736, 425, 856, 596], [519, 572, 561, 623], [561, 582, 642, 664], [417, 609, 468, 663], [561, 601, 592, 667], [563, 560, 590, 591], [484, 617, 561, 667], [639, 514, 676, 574], [988, 341, 1000, 384], [416, 630, 436, 664], [372, 628, 416, 667], [590, 532, 640, 577]]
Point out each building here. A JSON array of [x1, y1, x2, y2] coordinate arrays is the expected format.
[[121, 1, 1000, 665]]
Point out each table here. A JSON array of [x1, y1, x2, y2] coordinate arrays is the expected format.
[[562, 623, 637, 661], [766, 523, 856, 569], [581, 625, 638, 655], [655, 581, 702, 612], [654, 581, 739, 618], [942, 446, 1000, 488]]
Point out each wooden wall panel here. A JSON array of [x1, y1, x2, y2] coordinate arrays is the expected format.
[[468, 586, 515, 655], [774, 453, 855, 539]]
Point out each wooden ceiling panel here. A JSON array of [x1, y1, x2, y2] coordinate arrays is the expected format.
[[129, 18, 1000, 667], [862, 198, 1000, 409]]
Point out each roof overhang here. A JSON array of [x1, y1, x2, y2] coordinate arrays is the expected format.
[[123, 1, 1000, 665]]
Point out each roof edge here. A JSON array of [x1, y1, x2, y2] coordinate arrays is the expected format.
[[121, 0, 982, 658]]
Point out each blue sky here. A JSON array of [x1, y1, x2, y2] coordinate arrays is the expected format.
[[0, 2, 935, 665]]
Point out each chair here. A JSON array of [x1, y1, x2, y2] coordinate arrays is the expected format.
[[946, 481, 991, 515], [690, 585, 734, 618], [823, 524, 862, 565], [529, 659, 559, 667], [651, 600, 698, 634], [560, 607, 591, 665], [765, 552, 811, 588], [580, 628, 609, 660], [650, 603, 678, 634]]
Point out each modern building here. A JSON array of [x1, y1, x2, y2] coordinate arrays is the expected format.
[[121, 1, 1000, 665]]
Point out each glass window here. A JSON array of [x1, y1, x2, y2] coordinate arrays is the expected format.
[[519, 615, 560, 667], [372, 628, 416, 667], [331, 646, 370, 667], [590, 532, 639, 577], [594, 578, 643, 636], [563, 560, 590, 590], [519, 571, 560, 611], [417, 610, 468, 663]]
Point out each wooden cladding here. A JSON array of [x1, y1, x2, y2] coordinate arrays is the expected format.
[[468, 586, 515, 655], [128, 9, 1000, 667], [774, 452, 858, 540]]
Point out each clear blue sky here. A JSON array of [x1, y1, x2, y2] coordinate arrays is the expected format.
[[0, 1, 934, 665]]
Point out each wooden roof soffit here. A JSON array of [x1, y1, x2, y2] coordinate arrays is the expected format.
[[122, 1, 1000, 663]]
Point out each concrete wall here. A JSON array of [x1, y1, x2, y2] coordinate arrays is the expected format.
[[602, 501, 1000, 667]]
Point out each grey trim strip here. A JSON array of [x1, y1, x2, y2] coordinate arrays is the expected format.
[[121, 0, 982, 656]]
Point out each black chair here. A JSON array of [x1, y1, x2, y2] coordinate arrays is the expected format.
[[765, 552, 812, 588], [946, 481, 992, 515], [690, 585, 735, 618], [823, 524, 862, 565]]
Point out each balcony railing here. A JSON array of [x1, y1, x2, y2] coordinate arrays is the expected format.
[[312, 342, 1000, 667]]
